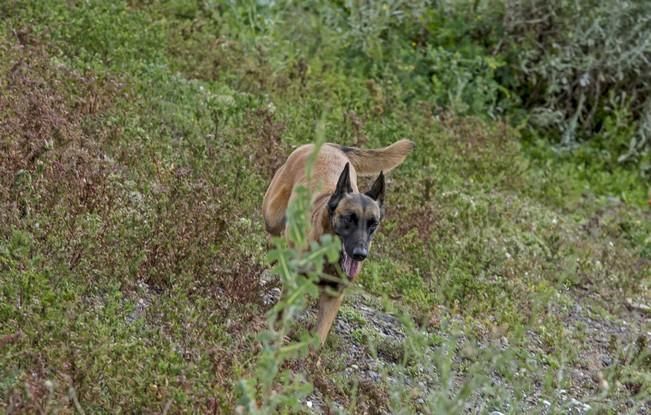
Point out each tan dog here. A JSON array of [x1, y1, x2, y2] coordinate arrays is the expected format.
[[262, 139, 414, 344]]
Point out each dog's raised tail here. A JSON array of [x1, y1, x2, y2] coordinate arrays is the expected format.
[[338, 139, 415, 176]]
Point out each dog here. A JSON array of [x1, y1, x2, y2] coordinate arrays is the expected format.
[[262, 139, 414, 344]]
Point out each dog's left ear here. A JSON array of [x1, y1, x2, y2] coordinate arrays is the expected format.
[[366, 171, 385, 206], [328, 163, 352, 213]]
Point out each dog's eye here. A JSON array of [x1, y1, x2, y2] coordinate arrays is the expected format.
[[342, 214, 356, 226], [368, 219, 378, 231]]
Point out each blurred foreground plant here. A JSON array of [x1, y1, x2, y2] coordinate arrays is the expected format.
[[237, 128, 340, 414]]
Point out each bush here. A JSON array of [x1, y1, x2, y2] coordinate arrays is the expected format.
[[497, 0, 651, 168], [286, 0, 650, 183]]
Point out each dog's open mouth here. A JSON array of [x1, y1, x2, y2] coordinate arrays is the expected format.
[[340, 250, 362, 279]]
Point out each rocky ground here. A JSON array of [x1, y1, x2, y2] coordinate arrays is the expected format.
[[271, 286, 651, 415]]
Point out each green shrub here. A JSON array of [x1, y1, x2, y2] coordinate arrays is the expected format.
[[497, 0, 651, 167]]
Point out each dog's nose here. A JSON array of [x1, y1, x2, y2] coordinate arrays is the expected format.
[[352, 247, 368, 261]]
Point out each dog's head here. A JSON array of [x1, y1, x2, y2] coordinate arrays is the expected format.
[[327, 163, 384, 279]]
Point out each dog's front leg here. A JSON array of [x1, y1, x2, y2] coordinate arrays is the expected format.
[[315, 292, 344, 345]]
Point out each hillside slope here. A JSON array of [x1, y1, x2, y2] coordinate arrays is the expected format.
[[1, 2, 649, 414]]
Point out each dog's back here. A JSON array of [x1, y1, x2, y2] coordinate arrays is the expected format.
[[262, 139, 414, 236]]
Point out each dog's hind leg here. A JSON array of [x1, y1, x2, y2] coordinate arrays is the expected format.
[[316, 292, 344, 345], [262, 164, 291, 235]]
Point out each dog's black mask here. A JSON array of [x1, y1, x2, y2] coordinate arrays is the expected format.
[[328, 163, 384, 279]]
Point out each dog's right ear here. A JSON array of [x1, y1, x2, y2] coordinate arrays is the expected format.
[[365, 171, 385, 206], [328, 163, 352, 213]]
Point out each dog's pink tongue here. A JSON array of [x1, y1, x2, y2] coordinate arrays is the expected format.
[[343, 253, 361, 279], [348, 259, 360, 277]]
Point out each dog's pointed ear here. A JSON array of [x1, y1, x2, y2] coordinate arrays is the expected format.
[[328, 163, 352, 213], [365, 171, 385, 206]]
